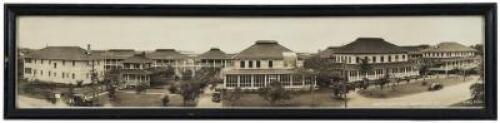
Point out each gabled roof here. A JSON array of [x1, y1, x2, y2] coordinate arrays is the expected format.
[[146, 49, 189, 60], [421, 42, 477, 52], [25, 46, 94, 60], [123, 53, 153, 63], [232, 40, 294, 59], [334, 37, 406, 54], [197, 48, 233, 60], [103, 49, 136, 59]]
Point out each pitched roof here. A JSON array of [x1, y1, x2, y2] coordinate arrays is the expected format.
[[421, 42, 477, 52], [103, 49, 136, 59], [123, 53, 153, 63], [197, 48, 233, 60], [400, 45, 430, 52], [334, 37, 406, 54], [232, 40, 294, 59], [146, 49, 189, 60], [319, 46, 340, 58], [25, 46, 94, 60]]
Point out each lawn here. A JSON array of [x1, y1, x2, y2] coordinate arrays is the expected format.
[[110, 90, 184, 107], [357, 75, 475, 99], [222, 88, 344, 107]]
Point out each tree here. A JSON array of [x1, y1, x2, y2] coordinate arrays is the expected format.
[[469, 83, 484, 104], [295, 68, 317, 106], [162, 95, 170, 106], [135, 83, 148, 94], [378, 73, 390, 90], [359, 58, 373, 88], [179, 82, 201, 106], [193, 67, 221, 89], [303, 55, 342, 88], [223, 87, 242, 106], [103, 68, 121, 99], [150, 66, 175, 86], [419, 61, 432, 82], [257, 81, 291, 106]]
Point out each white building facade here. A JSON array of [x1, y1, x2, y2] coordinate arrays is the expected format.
[[222, 40, 316, 90]]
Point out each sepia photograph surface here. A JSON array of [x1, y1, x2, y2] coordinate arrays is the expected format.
[[16, 16, 485, 109]]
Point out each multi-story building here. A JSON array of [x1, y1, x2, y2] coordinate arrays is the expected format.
[[222, 40, 317, 90], [145, 49, 194, 78], [322, 37, 420, 82], [23, 45, 105, 84], [421, 42, 480, 73], [196, 48, 233, 68], [103, 49, 135, 71], [122, 52, 153, 87]]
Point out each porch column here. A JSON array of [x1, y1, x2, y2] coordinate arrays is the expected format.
[[264, 75, 268, 87], [237, 75, 241, 88], [289, 74, 293, 87], [251, 75, 255, 88], [223, 75, 227, 88]]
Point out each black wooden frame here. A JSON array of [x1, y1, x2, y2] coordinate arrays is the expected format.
[[4, 3, 497, 119]]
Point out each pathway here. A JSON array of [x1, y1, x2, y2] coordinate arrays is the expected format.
[[346, 76, 480, 108]]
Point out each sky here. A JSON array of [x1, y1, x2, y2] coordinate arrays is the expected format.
[[17, 16, 484, 54]]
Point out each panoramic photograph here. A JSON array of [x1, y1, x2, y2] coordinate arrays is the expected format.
[[16, 16, 485, 109]]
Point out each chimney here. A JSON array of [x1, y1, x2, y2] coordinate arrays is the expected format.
[[86, 44, 91, 55]]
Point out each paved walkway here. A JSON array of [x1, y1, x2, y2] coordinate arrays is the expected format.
[[347, 76, 480, 108]]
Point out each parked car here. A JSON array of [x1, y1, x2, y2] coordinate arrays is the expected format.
[[212, 92, 221, 103], [428, 82, 443, 91]]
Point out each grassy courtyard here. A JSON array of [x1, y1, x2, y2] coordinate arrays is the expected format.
[[222, 89, 344, 107], [110, 89, 184, 107], [357, 75, 475, 98]]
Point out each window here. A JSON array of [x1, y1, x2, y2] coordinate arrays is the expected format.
[[33, 69, 37, 75], [48, 71, 51, 77], [248, 61, 253, 68], [40, 70, 43, 75], [72, 61, 76, 66], [356, 57, 360, 63], [292, 75, 303, 85], [254, 75, 265, 87], [304, 76, 314, 85], [348, 57, 352, 63], [240, 61, 245, 68], [268, 60, 273, 68], [25, 58, 32, 63], [53, 63, 57, 68], [256, 61, 261, 68], [226, 75, 238, 87], [240, 75, 252, 87], [388, 56, 392, 62], [395, 55, 399, 61], [62, 72, 65, 78], [62, 60, 66, 66], [280, 74, 290, 86], [134, 64, 140, 69], [24, 68, 32, 74], [41, 60, 45, 64], [376, 69, 384, 75], [54, 72, 57, 77], [372, 56, 377, 63], [402, 55, 406, 60], [72, 73, 75, 79], [381, 56, 385, 62], [349, 70, 357, 77]]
